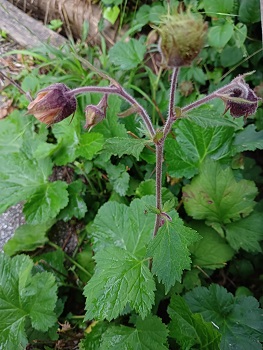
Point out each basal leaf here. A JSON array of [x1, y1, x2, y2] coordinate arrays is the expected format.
[[58, 180, 87, 221], [100, 316, 168, 350], [165, 119, 234, 179], [109, 38, 146, 70], [189, 222, 235, 269], [185, 284, 263, 350], [238, 0, 261, 23], [208, 22, 234, 48], [232, 124, 263, 155], [0, 254, 57, 350], [83, 246, 155, 321], [91, 196, 155, 258], [0, 153, 52, 214], [168, 295, 221, 349], [3, 223, 52, 256], [147, 211, 200, 293], [103, 137, 147, 160], [77, 132, 104, 160], [23, 181, 69, 224], [79, 321, 109, 350], [106, 163, 130, 196], [203, 0, 234, 16], [225, 212, 263, 252], [183, 160, 258, 224]]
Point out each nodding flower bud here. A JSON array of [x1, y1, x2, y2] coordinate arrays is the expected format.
[[217, 77, 260, 118], [84, 95, 108, 131], [27, 83, 77, 125], [157, 11, 207, 68]]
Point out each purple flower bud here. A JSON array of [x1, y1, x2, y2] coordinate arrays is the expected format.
[[84, 95, 108, 130], [27, 83, 77, 125]]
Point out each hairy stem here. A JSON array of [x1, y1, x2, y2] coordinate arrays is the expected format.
[[152, 68, 180, 238], [67, 85, 155, 138]]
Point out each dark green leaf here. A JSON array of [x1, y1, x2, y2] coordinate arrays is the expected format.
[[0, 254, 57, 350], [107, 163, 130, 196], [147, 211, 200, 293], [103, 137, 147, 160], [23, 181, 69, 224], [100, 316, 168, 350], [165, 119, 234, 178], [220, 45, 243, 67], [239, 0, 261, 23], [83, 247, 155, 321], [185, 284, 263, 350], [232, 125, 263, 154], [183, 160, 258, 224], [168, 295, 221, 349], [189, 222, 235, 269], [109, 39, 146, 70], [225, 212, 263, 252]]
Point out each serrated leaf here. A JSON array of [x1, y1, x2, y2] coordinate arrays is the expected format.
[[107, 163, 130, 196], [165, 119, 234, 179], [0, 254, 57, 350], [0, 153, 52, 214], [225, 212, 263, 252], [23, 181, 69, 224], [109, 39, 146, 70], [185, 284, 263, 350], [183, 160, 258, 224], [3, 223, 52, 256], [168, 295, 221, 349], [208, 22, 234, 48], [79, 321, 108, 350], [77, 132, 104, 160], [232, 124, 263, 155], [58, 180, 87, 221], [83, 246, 155, 321], [103, 137, 147, 160], [147, 211, 200, 293], [91, 196, 155, 258], [100, 316, 168, 350], [189, 222, 235, 269]]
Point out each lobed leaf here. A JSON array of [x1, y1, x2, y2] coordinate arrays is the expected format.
[[0, 254, 57, 350], [103, 136, 147, 160]]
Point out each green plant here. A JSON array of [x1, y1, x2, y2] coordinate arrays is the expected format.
[[0, 1, 263, 349]]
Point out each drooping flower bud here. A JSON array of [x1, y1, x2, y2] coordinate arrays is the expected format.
[[84, 95, 108, 130], [217, 78, 261, 118], [157, 10, 207, 68], [27, 83, 77, 125]]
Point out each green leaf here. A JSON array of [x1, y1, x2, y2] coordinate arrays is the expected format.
[[185, 284, 263, 350], [0, 153, 52, 214], [183, 160, 258, 224], [225, 212, 263, 252], [203, 0, 234, 16], [58, 180, 87, 221], [168, 295, 221, 349], [100, 316, 168, 350], [0, 254, 57, 350], [91, 196, 155, 258], [83, 246, 155, 321], [23, 181, 69, 224], [109, 38, 146, 70], [165, 119, 234, 178], [79, 321, 108, 350], [189, 222, 235, 269], [77, 132, 104, 160], [103, 137, 147, 160], [185, 106, 239, 128], [147, 211, 200, 293], [3, 223, 51, 256], [107, 163, 130, 196], [208, 22, 234, 48], [220, 45, 243, 67], [232, 125, 263, 154], [103, 5, 120, 25], [239, 0, 261, 23]]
